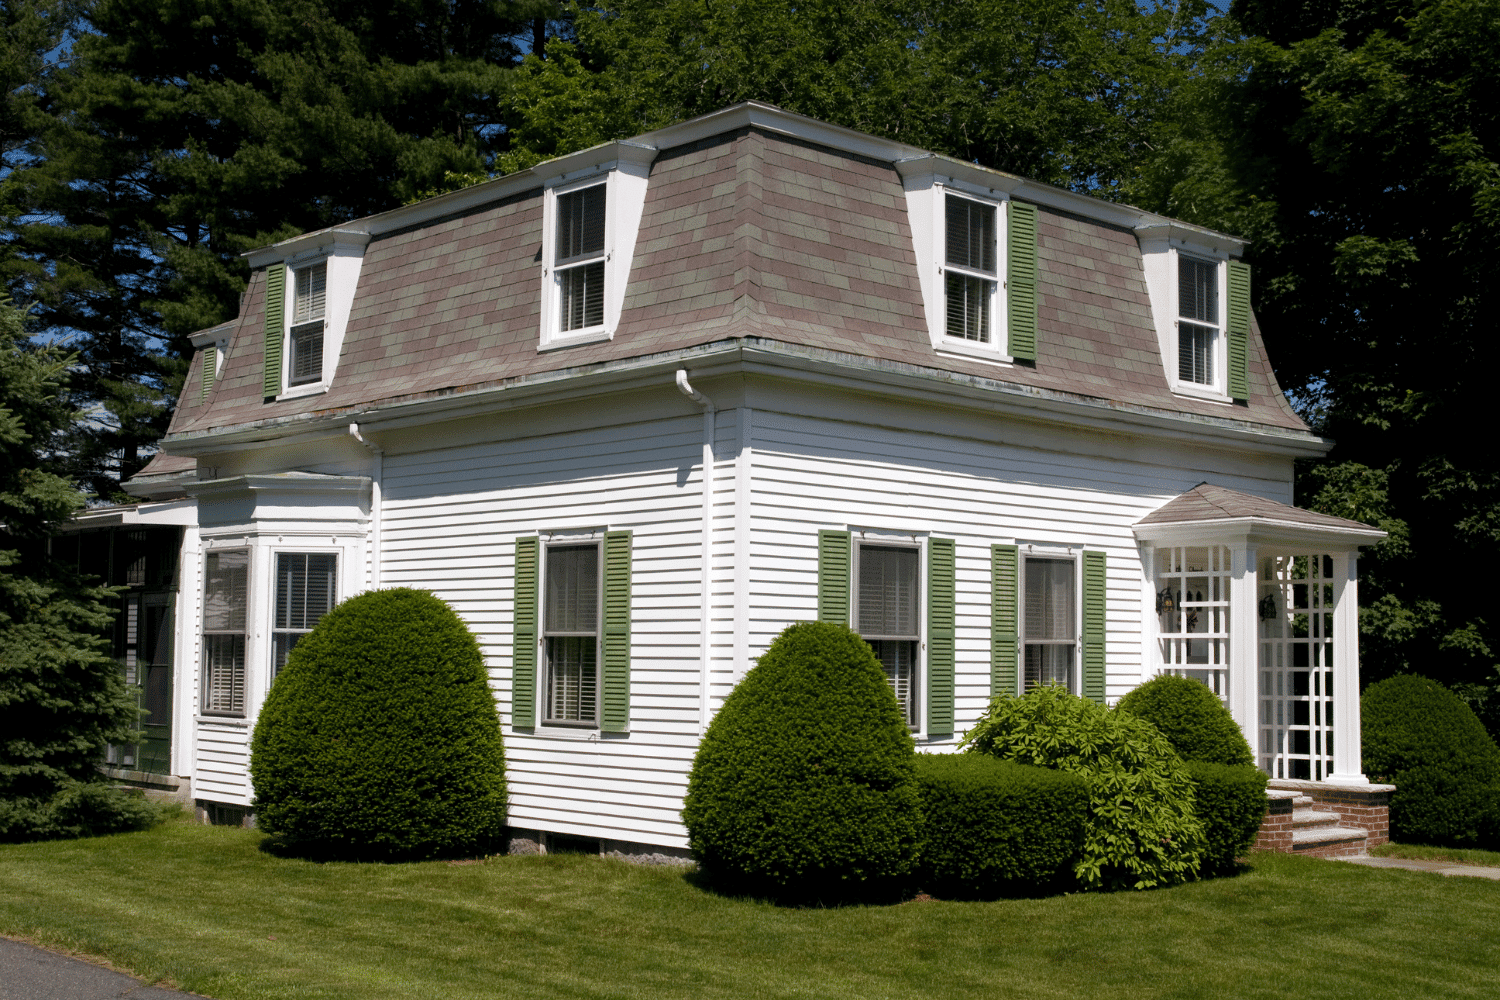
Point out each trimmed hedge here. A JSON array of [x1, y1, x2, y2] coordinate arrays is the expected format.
[[962, 685, 1207, 890], [0, 781, 167, 843], [1362, 675, 1500, 847], [1184, 760, 1268, 873], [681, 621, 921, 900], [249, 588, 507, 861], [914, 753, 1086, 896], [1117, 674, 1253, 766]]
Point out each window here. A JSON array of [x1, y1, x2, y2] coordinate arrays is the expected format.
[[202, 549, 249, 716], [289, 261, 326, 386], [272, 553, 337, 678], [856, 543, 921, 727], [544, 542, 601, 725], [1022, 557, 1076, 693], [555, 185, 606, 333], [1177, 256, 1218, 386], [944, 195, 997, 343]]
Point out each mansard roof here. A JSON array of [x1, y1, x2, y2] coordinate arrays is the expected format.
[[159, 102, 1314, 456]]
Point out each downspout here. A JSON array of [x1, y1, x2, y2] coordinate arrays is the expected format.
[[348, 423, 383, 590], [675, 369, 715, 734]]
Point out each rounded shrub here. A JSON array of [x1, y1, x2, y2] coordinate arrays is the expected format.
[[681, 620, 922, 900], [1116, 674, 1253, 766], [1183, 760, 1268, 873], [961, 685, 1207, 890], [249, 588, 507, 860], [914, 753, 1086, 897], [1362, 675, 1500, 847]]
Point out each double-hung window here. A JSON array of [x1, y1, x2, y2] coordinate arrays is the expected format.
[[202, 549, 249, 716], [544, 542, 601, 725], [1178, 256, 1218, 387], [856, 543, 921, 727], [1022, 556, 1077, 693], [289, 261, 326, 386], [555, 185, 606, 334], [944, 195, 998, 344], [271, 553, 337, 678]]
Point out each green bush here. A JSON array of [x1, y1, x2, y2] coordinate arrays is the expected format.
[[1362, 675, 1500, 847], [1184, 761, 1267, 873], [681, 621, 922, 901], [0, 780, 168, 843], [249, 588, 507, 861], [961, 685, 1207, 890], [1116, 674, 1253, 766], [914, 753, 1086, 897]]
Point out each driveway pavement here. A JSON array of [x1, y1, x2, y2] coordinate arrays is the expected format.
[[0, 938, 193, 1000]]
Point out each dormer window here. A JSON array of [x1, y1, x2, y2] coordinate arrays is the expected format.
[[289, 262, 326, 386], [944, 195, 997, 343], [1178, 256, 1218, 386], [556, 185, 606, 332]]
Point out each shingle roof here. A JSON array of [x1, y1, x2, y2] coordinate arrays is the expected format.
[[1136, 483, 1379, 532], [163, 121, 1310, 447]]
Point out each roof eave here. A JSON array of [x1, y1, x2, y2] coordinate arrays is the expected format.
[[1132, 516, 1388, 548]]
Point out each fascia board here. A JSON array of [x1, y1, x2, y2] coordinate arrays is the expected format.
[[162, 337, 1328, 461], [1132, 517, 1388, 548], [62, 498, 197, 529], [184, 473, 370, 501], [188, 322, 236, 349]]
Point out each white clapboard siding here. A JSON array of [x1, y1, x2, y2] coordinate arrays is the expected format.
[[193, 724, 253, 805]]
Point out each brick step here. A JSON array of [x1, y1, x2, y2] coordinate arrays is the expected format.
[[1291, 809, 1344, 830]]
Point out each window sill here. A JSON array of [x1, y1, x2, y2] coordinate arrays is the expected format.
[[195, 715, 250, 728], [1170, 381, 1232, 404], [277, 381, 329, 401], [516, 725, 628, 740], [539, 327, 611, 352], [935, 341, 1014, 367]]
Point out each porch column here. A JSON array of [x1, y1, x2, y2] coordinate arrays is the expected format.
[[1227, 542, 1259, 749], [1328, 550, 1368, 784]]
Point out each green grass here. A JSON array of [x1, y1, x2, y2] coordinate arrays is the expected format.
[[1371, 841, 1500, 867], [3, 817, 1499, 1000]]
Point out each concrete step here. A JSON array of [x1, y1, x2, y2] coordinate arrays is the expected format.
[[1291, 825, 1369, 858], [1292, 809, 1344, 830], [1293, 794, 1315, 808]]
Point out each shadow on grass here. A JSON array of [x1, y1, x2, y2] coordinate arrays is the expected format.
[[255, 833, 503, 865]]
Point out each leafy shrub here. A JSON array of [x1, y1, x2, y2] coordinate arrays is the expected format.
[[0, 780, 168, 843], [681, 620, 922, 901], [249, 588, 507, 861], [914, 753, 1086, 897], [1184, 760, 1267, 873], [1362, 675, 1500, 847], [961, 685, 1207, 890], [1116, 674, 1253, 766]]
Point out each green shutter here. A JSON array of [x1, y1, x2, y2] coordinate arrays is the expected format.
[[991, 544, 1019, 699], [1082, 550, 1107, 705], [601, 529, 632, 733], [926, 537, 955, 736], [200, 344, 216, 403], [1227, 260, 1251, 401], [263, 263, 285, 399], [1007, 200, 1039, 361], [817, 530, 852, 624], [512, 537, 538, 728]]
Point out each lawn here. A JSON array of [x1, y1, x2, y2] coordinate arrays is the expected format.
[[2, 818, 1497, 1000]]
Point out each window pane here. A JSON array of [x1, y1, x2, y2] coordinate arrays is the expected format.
[[557, 185, 606, 261], [290, 321, 323, 384], [858, 545, 918, 638], [1178, 257, 1217, 324], [944, 272, 992, 342], [547, 635, 598, 722], [1024, 558, 1075, 641], [945, 195, 995, 273], [294, 262, 327, 322], [1179, 322, 1214, 384], [1024, 644, 1075, 692], [870, 639, 917, 726], [204, 634, 246, 714], [546, 544, 598, 633], [275, 553, 337, 630], [203, 550, 248, 631], [560, 261, 605, 330]]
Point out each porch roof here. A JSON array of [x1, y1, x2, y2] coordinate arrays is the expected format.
[[1132, 483, 1387, 549]]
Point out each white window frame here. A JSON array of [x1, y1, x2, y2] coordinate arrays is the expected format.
[[539, 531, 605, 730], [269, 549, 340, 681], [1136, 225, 1235, 402], [900, 171, 1015, 363], [1019, 545, 1082, 696], [274, 235, 369, 400], [852, 534, 926, 732], [1173, 253, 1227, 398], [537, 152, 651, 352], [285, 260, 327, 390], [201, 547, 250, 718]]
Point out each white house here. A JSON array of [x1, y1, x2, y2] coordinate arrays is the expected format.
[[111, 102, 1385, 855]]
